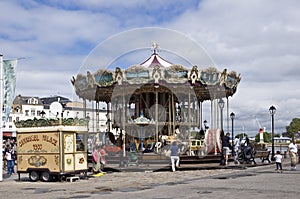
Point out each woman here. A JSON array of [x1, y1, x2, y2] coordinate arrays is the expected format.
[[288, 139, 298, 171]]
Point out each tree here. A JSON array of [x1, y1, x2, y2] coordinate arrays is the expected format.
[[235, 133, 248, 139], [255, 132, 272, 143], [286, 118, 300, 138]]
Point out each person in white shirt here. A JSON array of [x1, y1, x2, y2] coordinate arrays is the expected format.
[[233, 136, 240, 164], [288, 139, 298, 171], [274, 151, 283, 173]]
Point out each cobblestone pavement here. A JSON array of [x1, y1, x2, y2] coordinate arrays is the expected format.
[[0, 161, 299, 199]]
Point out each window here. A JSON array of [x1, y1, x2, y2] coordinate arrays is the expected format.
[[9, 117, 12, 122], [16, 117, 19, 122], [28, 98, 38, 104], [76, 133, 86, 151], [25, 110, 29, 116], [31, 110, 35, 116]]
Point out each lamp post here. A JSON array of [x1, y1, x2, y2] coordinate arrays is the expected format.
[[230, 112, 235, 156], [269, 105, 276, 161], [218, 98, 225, 130]]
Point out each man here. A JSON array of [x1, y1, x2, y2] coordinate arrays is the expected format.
[[288, 138, 298, 171], [222, 132, 231, 165]]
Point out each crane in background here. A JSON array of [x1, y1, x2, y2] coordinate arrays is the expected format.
[[255, 116, 266, 132], [255, 116, 266, 143]]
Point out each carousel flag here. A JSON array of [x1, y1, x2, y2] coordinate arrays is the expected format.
[[3, 59, 18, 122]]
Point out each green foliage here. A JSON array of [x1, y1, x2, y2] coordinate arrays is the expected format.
[[191, 131, 202, 139], [286, 118, 300, 138], [254, 132, 272, 143], [235, 133, 248, 139], [14, 117, 88, 128]]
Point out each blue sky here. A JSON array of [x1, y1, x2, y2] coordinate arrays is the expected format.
[[1, 0, 300, 136]]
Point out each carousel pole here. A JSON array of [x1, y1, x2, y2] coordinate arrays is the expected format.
[[226, 97, 229, 133], [96, 101, 100, 145], [199, 101, 202, 130], [168, 93, 172, 136], [92, 101, 95, 132], [106, 102, 109, 133], [210, 100, 213, 130], [214, 98, 217, 155], [155, 88, 158, 153], [172, 93, 175, 135], [122, 91, 126, 157], [188, 88, 191, 155]]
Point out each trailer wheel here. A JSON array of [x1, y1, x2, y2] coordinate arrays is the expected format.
[[29, 171, 40, 182], [40, 171, 51, 182]]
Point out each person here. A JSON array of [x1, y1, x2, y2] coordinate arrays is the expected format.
[[274, 151, 283, 173], [99, 145, 107, 166], [92, 145, 105, 173], [170, 141, 180, 172], [288, 138, 298, 171], [5, 146, 14, 175], [222, 132, 231, 165], [219, 130, 225, 165], [233, 135, 240, 164], [2, 142, 7, 171]]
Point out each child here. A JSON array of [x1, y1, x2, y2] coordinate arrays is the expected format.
[[274, 151, 283, 173]]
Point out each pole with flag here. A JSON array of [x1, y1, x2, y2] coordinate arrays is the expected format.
[[0, 54, 3, 182], [0, 55, 18, 182]]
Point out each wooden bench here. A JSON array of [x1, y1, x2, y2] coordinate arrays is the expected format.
[[254, 150, 271, 164]]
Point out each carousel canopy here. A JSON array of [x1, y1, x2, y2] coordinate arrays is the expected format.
[[71, 48, 241, 102]]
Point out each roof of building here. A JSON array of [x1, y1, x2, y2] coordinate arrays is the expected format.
[[13, 94, 43, 105], [40, 96, 71, 108]]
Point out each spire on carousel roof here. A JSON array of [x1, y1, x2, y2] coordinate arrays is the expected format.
[[140, 42, 173, 68]]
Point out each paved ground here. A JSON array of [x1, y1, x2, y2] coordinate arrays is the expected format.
[[0, 160, 299, 199]]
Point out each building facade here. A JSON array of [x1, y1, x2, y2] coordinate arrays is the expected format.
[[2, 94, 110, 139]]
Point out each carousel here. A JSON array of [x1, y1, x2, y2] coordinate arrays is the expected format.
[[71, 43, 241, 168]]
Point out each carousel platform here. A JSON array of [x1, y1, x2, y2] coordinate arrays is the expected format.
[[102, 152, 235, 172]]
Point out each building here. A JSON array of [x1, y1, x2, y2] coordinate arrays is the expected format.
[[2, 94, 111, 140]]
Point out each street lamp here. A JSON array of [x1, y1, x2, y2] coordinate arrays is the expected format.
[[269, 105, 276, 161], [218, 98, 225, 130], [230, 112, 235, 156]]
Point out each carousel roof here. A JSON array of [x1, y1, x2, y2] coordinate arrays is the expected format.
[[71, 48, 241, 102], [140, 51, 173, 68]]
